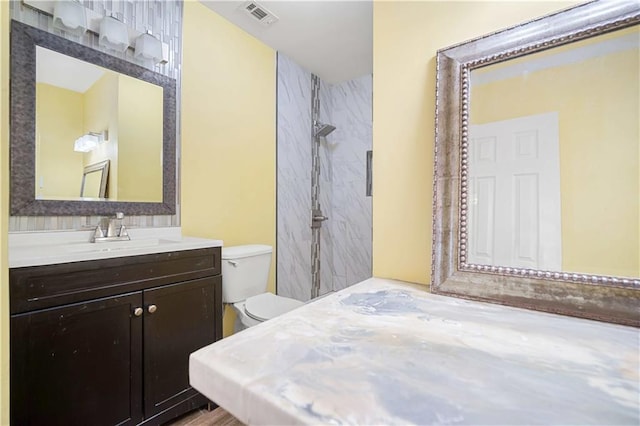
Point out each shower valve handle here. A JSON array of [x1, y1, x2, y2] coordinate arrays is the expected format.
[[311, 209, 328, 228]]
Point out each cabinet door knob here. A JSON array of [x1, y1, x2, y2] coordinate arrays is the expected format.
[[134, 307, 143, 317], [148, 304, 157, 314]]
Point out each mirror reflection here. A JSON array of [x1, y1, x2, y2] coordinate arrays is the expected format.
[[35, 46, 164, 203], [80, 160, 110, 199], [467, 25, 639, 279]]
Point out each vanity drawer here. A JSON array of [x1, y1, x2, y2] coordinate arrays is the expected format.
[[10, 247, 221, 314]]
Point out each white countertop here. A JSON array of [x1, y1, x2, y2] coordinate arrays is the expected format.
[[9, 227, 223, 268], [190, 277, 639, 425]]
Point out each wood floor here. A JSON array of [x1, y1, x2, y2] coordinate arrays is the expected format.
[[165, 406, 245, 426]]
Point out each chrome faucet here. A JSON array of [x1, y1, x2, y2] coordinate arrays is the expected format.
[[92, 212, 130, 242]]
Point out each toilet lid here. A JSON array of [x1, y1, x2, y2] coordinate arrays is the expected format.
[[244, 293, 304, 322]]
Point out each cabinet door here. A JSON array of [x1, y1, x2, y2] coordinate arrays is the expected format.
[[11, 292, 143, 426], [143, 276, 220, 418]]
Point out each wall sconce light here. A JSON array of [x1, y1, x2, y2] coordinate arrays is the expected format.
[[134, 31, 163, 64], [52, 0, 87, 36], [99, 15, 129, 52], [74, 131, 108, 153]]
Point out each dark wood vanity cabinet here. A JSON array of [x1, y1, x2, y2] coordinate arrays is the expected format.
[[12, 292, 144, 425], [143, 278, 219, 418], [10, 247, 222, 426]]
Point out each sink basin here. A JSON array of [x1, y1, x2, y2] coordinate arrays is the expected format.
[[62, 238, 176, 253]]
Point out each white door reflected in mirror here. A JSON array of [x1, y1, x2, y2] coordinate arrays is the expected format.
[[468, 112, 562, 271], [467, 24, 639, 279]]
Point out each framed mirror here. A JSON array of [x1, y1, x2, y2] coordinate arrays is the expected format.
[[10, 20, 176, 215], [432, 1, 639, 326], [80, 160, 109, 199]]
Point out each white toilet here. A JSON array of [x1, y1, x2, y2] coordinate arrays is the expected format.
[[222, 244, 304, 331]]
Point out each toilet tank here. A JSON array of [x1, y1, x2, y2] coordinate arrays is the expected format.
[[221, 245, 273, 303]]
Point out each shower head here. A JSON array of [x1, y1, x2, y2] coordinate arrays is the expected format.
[[314, 122, 336, 138]]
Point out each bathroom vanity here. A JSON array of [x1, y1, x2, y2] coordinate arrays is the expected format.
[[9, 229, 223, 425]]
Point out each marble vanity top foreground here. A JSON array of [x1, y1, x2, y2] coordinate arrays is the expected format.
[[190, 277, 639, 425], [9, 227, 222, 267]]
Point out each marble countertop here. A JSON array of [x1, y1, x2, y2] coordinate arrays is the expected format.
[[190, 277, 639, 425], [9, 227, 222, 268]]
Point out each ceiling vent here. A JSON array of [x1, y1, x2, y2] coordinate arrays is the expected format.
[[239, 1, 279, 27]]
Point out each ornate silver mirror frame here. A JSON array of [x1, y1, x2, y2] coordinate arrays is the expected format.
[[432, 0, 640, 327]]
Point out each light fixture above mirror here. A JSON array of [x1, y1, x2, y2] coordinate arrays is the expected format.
[[134, 31, 163, 64], [52, 0, 87, 36], [98, 16, 129, 53], [23, 0, 169, 64]]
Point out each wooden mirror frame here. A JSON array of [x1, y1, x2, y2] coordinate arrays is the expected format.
[[432, 0, 640, 327], [10, 20, 177, 215]]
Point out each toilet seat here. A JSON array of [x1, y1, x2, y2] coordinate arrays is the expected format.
[[244, 292, 304, 322]]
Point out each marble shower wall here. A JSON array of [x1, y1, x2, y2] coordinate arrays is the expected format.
[[325, 75, 373, 292], [9, 0, 182, 232], [277, 53, 372, 301], [276, 54, 313, 301]]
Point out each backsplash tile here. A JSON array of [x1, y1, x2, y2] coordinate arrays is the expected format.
[[9, 0, 183, 232]]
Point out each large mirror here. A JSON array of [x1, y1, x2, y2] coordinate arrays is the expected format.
[[11, 20, 176, 215], [433, 1, 639, 326]]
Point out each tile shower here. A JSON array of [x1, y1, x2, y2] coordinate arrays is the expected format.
[[277, 53, 373, 301]]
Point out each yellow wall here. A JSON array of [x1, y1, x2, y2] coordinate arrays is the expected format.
[[85, 72, 119, 199], [372, 1, 581, 286], [117, 75, 163, 202], [181, 1, 276, 337], [35, 83, 84, 198], [470, 36, 639, 277], [1, 1, 9, 422]]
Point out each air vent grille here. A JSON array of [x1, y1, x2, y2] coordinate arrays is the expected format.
[[240, 1, 279, 26], [251, 7, 267, 20]]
